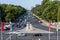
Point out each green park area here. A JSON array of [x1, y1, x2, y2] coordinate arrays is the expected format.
[[0, 4, 26, 22], [31, 0, 60, 22]]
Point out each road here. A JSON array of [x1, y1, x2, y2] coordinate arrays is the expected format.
[[0, 11, 60, 40]]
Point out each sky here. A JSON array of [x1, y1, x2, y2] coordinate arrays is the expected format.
[[0, 0, 42, 10]]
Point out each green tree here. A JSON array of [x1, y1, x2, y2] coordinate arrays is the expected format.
[[31, 0, 60, 22], [57, 6, 60, 22], [46, 12, 53, 21], [0, 4, 26, 22]]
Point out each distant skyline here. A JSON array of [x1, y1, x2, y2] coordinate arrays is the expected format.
[[0, 0, 42, 10]]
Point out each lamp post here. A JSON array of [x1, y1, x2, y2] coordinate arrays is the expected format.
[[55, 17, 59, 40], [55, 22, 59, 40]]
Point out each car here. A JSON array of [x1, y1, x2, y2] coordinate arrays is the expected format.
[[17, 33, 26, 37], [0, 24, 10, 30], [4, 24, 12, 30], [33, 34, 42, 37], [38, 21, 42, 23], [13, 23, 19, 27]]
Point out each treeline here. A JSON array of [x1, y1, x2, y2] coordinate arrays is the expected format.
[[31, 0, 60, 22], [0, 4, 26, 22]]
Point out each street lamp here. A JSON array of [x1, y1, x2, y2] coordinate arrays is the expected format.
[[55, 22, 59, 40], [55, 19, 59, 40]]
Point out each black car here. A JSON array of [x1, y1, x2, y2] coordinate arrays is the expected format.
[[34, 33, 42, 37]]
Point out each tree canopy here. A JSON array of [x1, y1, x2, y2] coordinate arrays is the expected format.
[[0, 4, 26, 22], [31, 0, 60, 22]]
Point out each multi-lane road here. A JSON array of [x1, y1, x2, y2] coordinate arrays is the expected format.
[[0, 11, 60, 40]]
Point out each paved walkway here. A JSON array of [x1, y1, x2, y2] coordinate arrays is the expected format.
[[32, 13, 60, 29]]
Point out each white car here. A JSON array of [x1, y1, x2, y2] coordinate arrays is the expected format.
[[0, 24, 12, 30], [4, 24, 12, 30], [17, 33, 26, 37]]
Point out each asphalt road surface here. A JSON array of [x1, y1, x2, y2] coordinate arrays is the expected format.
[[0, 11, 60, 40], [0, 33, 60, 40]]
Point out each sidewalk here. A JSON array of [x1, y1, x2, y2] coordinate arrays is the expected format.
[[32, 13, 60, 29]]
